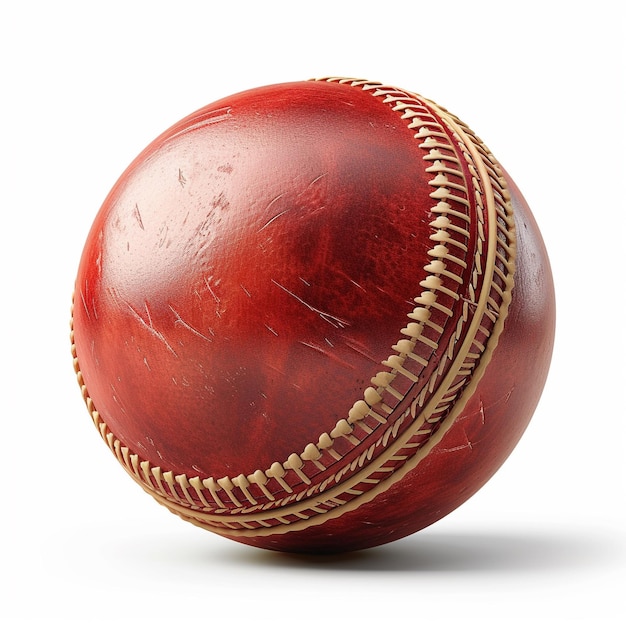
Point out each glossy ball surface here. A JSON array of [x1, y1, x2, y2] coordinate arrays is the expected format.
[[72, 78, 555, 553]]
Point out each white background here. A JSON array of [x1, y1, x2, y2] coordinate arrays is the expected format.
[[2, 1, 624, 624]]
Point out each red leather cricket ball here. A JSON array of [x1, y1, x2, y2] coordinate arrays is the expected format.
[[71, 77, 555, 553]]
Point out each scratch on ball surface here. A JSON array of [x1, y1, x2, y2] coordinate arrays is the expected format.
[[133, 203, 145, 230], [307, 172, 328, 186], [436, 427, 475, 454], [299, 340, 327, 356], [79, 289, 91, 321], [350, 279, 366, 292], [299, 341, 356, 371], [258, 208, 292, 232], [343, 337, 378, 364], [271, 280, 349, 329], [258, 194, 287, 232], [157, 223, 169, 249], [204, 276, 221, 304], [167, 106, 233, 142], [478, 387, 515, 423], [124, 299, 178, 357], [169, 305, 213, 342]]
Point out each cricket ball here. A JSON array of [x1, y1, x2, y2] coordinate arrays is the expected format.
[[71, 77, 555, 553]]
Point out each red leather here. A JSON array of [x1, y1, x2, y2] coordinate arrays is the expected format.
[[72, 79, 555, 552]]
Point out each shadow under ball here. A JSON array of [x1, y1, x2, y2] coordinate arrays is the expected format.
[[71, 78, 555, 553]]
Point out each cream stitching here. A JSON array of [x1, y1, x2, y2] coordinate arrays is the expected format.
[[71, 77, 516, 536]]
